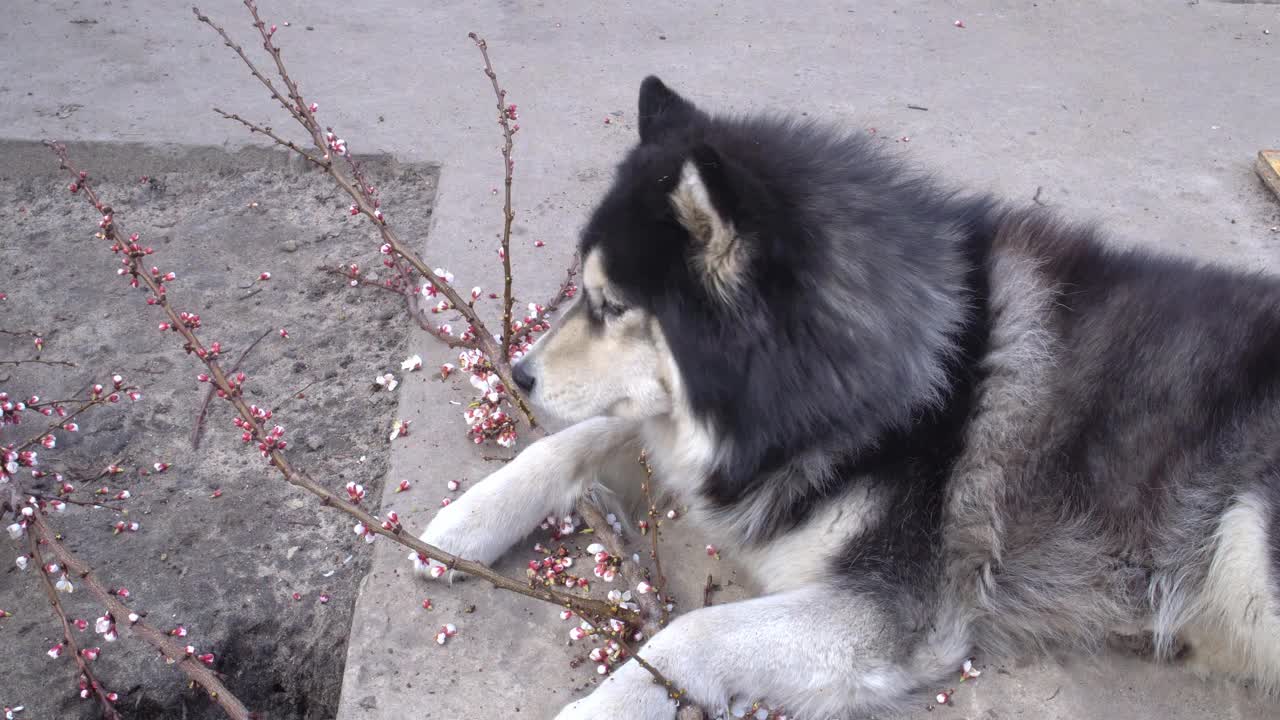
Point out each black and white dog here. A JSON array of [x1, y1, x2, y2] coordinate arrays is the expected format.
[[416, 77, 1280, 719]]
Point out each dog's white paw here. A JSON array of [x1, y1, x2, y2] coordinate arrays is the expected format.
[[554, 665, 677, 720], [408, 497, 506, 582]]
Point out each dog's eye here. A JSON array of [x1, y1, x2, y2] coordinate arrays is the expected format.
[[601, 299, 628, 319]]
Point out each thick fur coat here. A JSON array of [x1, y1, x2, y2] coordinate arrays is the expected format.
[[415, 76, 1280, 719]]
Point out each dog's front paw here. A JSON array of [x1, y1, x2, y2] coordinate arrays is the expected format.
[[409, 495, 508, 582], [554, 665, 677, 720]]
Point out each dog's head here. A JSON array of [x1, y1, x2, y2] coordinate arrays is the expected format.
[[514, 77, 976, 481], [513, 76, 756, 426]]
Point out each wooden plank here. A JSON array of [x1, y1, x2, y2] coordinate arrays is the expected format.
[[1257, 150, 1280, 201]]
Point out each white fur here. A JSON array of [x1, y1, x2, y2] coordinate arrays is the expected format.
[[733, 484, 882, 594], [413, 417, 639, 578], [1179, 492, 1280, 691], [554, 588, 920, 720]]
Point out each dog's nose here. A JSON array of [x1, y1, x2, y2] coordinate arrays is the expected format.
[[512, 362, 535, 394]]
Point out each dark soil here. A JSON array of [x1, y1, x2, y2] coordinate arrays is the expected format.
[[0, 140, 438, 719]]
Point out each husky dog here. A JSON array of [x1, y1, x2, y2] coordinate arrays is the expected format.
[[416, 76, 1280, 719]]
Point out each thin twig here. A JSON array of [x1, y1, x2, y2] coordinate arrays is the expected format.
[[542, 253, 581, 315], [48, 142, 625, 626], [0, 358, 77, 368], [639, 451, 669, 625], [29, 493, 127, 514], [613, 634, 692, 706], [212, 109, 326, 167], [468, 32, 518, 355], [191, 328, 273, 450], [574, 498, 664, 638], [29, 533, 124, 720], [317, 266, 480, 348], [29, 511, 253, 719], [191, 6, 308, 133], [272, 379, 318, 412], [240, 1, 326, 147], [13, 388, 137, 455]]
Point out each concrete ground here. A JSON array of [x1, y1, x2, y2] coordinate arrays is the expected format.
[[4, 1, 1280, 719]]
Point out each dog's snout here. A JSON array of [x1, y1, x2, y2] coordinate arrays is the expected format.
[[512, 362, 536, 394]]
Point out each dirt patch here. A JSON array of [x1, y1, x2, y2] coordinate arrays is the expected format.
[[0, 140, 437, 719]]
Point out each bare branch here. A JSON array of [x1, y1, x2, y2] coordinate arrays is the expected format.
[[0, 358, 77, 368]]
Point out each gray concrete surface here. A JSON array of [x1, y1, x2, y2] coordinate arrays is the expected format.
[[4, 0, 1280, 719]]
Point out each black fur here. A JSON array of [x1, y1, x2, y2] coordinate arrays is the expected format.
[[582, 77, 1280, 671]]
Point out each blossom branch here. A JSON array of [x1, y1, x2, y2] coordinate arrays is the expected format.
[[29, 493, 126, 514], [574, 500, 666, 639], [468, 32, 518, 354], [47, 142, 627, 626], [542, 253, 581, 315], [193, 6, 538, 426], [28, 511, 253, 719], [13, 386, 137, 456], [316, 265, 479, 349], [191, 328, 273, 451], [29, 533, 124, 720]]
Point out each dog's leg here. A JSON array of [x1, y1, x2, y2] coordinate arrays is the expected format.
[[413, 416, 640, 578], [555, 586, 963, 720]]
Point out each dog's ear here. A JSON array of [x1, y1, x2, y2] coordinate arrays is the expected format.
[[669, 144, 750, 300], [638, 76, 699, 144]]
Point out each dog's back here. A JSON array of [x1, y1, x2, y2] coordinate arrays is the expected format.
[[966, 211, 1280, 687]]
